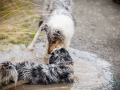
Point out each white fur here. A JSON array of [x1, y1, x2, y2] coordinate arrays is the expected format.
[[47, 9, 74, 49], [27, 27, 41, 50], [28, 0, 75, 59]]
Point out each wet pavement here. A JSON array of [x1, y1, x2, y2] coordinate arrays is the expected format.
[[71, 0, 120, 85], [0, 43, 114, 90], [0, 0, 120, 90]]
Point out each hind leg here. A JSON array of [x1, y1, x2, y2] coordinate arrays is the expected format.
[[0, 62, 26, 89], [0, 62, 14, 85], [44, 40, 49, 63], [0, 61, 18, 85]]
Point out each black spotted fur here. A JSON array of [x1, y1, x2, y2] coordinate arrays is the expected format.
[[0, 47, 74, 85]]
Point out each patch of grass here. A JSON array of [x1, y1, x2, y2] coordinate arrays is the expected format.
[[28, 11, 33, 15], [25, 19, 29, 23], [28, 30, 36, 38], [0, 34, 8, 39], [22, 23, 31, 28], [0, 0, 41, 46], [9, 35, 30, 46]]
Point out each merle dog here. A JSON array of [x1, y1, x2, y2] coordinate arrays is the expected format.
[[0, 47, 74, 86]]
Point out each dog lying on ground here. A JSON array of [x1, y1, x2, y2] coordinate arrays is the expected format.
[[28, 0, 75, 59], [0, 47, 74, 87]]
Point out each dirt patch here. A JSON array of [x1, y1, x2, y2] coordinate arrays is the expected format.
[[0, 0, 43, 47]]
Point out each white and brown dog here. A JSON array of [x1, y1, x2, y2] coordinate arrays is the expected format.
[[28, 0, 75, 59]]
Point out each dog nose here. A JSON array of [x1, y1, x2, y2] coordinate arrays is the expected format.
[[48, 51, 51, 54]]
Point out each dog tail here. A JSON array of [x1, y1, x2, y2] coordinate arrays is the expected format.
[[56, 0, 73, 11], [39, 0, 73, 27], [43, 0, 73, 13]]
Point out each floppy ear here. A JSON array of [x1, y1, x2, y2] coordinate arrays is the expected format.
[[53, 29, 65, 41], [60, 48, 73, 62], [41, 24, 49, 32]]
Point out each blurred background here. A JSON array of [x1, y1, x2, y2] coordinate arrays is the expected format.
[[71, 0, 120, 86], [0, 0, 42, 47], [0, 0, 120, 89]]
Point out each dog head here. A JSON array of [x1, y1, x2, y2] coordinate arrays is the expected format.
[[49, 47, 73, 65], [41, 24, 65, 54]]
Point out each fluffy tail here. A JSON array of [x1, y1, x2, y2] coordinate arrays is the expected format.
[[43, 0, 73, 13]]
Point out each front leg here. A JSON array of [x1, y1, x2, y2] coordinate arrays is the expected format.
[[64, 39, 71, 50], [27, 27, 41, 50], [44, 40, 49, 63]]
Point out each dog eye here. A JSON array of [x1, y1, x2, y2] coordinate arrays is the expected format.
[[52, 41, 56, 44]]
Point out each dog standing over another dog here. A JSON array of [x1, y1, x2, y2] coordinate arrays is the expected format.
[[27, 0, 75, 60], [0, 0, 77, 89]]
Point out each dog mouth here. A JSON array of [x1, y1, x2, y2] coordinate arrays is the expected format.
[[48, 51, 51, 54], [48, 39, 63, 54]]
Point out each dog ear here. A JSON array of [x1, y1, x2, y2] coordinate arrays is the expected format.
[[41, 24, 49, 32], [53, 29, 65, 41], [60, 48, 73, 62]]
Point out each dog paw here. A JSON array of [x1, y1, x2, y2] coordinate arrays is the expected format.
[[27, 45, 34, 51]]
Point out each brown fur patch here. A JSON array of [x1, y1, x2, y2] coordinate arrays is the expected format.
[[48, 39, 63, 54]]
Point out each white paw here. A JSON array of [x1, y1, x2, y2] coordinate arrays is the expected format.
[[27, 45, 34, 51]]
